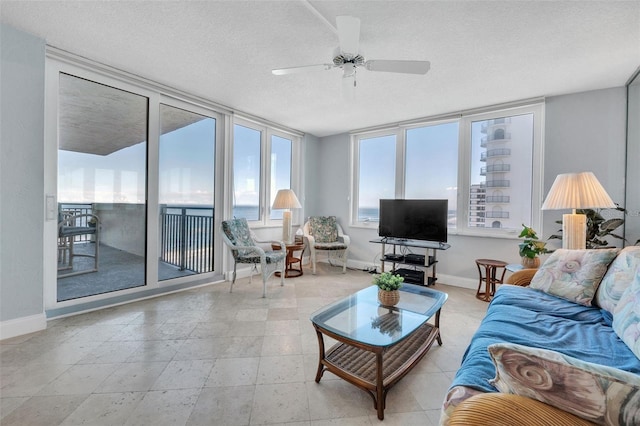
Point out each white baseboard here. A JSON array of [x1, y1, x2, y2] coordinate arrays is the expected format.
[[436, 274, 477, 290], [0, 313, 47, 341], [346, 259, 378, 272], [223, 266, 269, 282]]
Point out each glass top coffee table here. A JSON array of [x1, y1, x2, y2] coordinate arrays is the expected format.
[[310, 283, 448, 420]]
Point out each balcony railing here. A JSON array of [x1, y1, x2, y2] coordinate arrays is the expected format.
[[480, 148, 511, 161], [486, 179, 511, 188], [480, 133, 511, 146], [486, 195, 510, 203], [160, 206, 214, 274], [481, 164, 511, 175], [60, 203, 214, 276], [485, 211, 510, 218]]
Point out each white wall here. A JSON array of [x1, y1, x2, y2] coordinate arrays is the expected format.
[[624, 73, 640, 245], [301, 133, 321, 220], [0, 24, 47, 338], [543, 88, 627, 243], [309, 87, 629, 289]]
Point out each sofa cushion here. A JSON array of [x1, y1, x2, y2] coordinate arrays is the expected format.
[[530, 248, 619, 306], [613, 266, 640, 360], [488, 342, 640, 426], [448, 285, 640, 395], [596, 246, 640, 313]]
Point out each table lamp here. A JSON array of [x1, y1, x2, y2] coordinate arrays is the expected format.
[[541, 172, 615, 249], [272, 189, 301, 244]]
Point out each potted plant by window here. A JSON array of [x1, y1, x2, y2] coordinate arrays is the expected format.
[[518, 224, 551, 268], [373, 271, 404, 306]]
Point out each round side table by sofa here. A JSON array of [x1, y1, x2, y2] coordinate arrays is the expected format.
[[474, 259, 507, 302]]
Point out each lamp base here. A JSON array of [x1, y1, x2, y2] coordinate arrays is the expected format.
[[282, 210, 293, 244], [562, 213, 586, 250]]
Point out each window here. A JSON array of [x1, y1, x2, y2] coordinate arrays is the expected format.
[[467, 112, 534, 230], [233, 120, 298, 224], [351, 103, 543, 236], [269, 135, 293, 220], [355, 134, 396, 221], [405, 122, 459, 227], [233, 124, 261, 220]]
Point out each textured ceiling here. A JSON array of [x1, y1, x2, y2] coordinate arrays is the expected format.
[[2, 1, 639, 137]]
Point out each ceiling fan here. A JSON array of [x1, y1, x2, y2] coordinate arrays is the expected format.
[[271, 16, 430, 90]]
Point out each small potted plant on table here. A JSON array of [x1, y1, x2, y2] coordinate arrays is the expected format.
[[373, 271, 404, 306], [518, 224, 551, 268]]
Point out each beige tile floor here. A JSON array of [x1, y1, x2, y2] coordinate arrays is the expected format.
[[0, 264, 489, 425]]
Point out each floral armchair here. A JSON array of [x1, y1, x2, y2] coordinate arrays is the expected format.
[[220, 218, 286, 297], [303, 216, 350, 274]]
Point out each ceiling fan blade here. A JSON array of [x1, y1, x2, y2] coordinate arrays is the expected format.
[[336, 15, 360, 56], [365, 60, 431, 75], [272, 64, 334, 75]]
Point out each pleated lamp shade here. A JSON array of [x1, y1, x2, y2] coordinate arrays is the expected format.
[[541, 172, 615, 210], [272, 189, 301, 244], [541, 172, 615, 249], [272, 189, 302, 210]]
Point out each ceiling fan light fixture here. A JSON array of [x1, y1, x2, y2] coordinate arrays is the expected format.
[[342, 62, 356, 77]]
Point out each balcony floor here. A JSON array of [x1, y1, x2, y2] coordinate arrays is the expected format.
[[57, 242, 195, 302]]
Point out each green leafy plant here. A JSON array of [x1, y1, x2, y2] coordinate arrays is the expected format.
[[518, 224, 551, 258], [373, 271, 404, 291], [549, 205, 626, 249]]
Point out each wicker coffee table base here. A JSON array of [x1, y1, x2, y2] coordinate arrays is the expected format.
[[313, 311, 442, 420]]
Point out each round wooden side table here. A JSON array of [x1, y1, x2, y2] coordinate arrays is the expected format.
[[474, 259, 508, 302], [272, 242, 305, 278]]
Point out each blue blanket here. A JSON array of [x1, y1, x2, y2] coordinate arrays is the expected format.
[[450, 285, 640, 393]]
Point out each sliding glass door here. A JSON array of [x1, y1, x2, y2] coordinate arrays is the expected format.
[[57, 73, 148, 301], [158, 105, 216, 280]]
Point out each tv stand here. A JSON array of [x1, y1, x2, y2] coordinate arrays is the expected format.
[[370, 238, 451, 286]]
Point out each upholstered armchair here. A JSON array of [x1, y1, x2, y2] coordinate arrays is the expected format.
[[220, 218, 286, 297], [303, 216, 350, 274]]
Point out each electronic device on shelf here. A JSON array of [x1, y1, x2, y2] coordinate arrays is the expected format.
[[394, 268, 425, 285], [384, 254, 404, 261], [404, 254, 425, 264], [378, 199, 448, 243]]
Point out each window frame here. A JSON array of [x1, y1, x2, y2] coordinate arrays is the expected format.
[[350, 102, 545, 238], [350, 129, 400, 226], [232, 117, 301, 227], [459, 104, 544, 237]]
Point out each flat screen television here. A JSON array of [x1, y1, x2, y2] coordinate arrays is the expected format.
[[378, 199, 448, 243]]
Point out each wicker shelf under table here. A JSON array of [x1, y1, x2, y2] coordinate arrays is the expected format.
[[314, 318, 440, 420]]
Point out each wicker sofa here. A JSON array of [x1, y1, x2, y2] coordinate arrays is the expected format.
[[441, 246, 640, 426]]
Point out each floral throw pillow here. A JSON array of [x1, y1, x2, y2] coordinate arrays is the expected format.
[[488, 342, 640, 426], [596, 246, 640, 314], [613, 266, 640, 360], [309, 216, 338, 243], [529, 248, 619, 306]]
